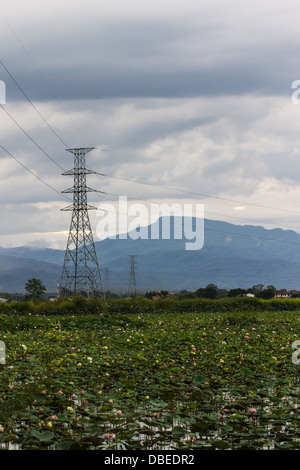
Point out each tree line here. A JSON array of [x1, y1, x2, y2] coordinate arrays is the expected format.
[[174, 284, 278, 300], [0, 278, 294, 302]]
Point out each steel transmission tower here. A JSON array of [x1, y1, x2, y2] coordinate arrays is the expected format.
[[128, 255, 137, 297], [60, 147, 104, 298]]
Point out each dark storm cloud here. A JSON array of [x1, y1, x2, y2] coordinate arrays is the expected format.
[[7, 66, 279, 102], [1, 5, 298, 103], [3, 48, 295, 103], [2, 0, 300, 248]]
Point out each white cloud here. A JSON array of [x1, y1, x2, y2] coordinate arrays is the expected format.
[[2, 2, 300, 247]]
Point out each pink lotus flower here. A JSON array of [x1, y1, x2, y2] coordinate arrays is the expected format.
[[104, 433, 116, 440], [248, 408, 257, 413]]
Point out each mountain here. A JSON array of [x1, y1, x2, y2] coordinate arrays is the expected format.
[[1, 217, 300, 292], [0, 254, 62, 293]]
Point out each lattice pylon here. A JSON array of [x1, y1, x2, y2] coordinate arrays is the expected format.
[[128, 254, 137, 297], [59, 147, 104, 298]]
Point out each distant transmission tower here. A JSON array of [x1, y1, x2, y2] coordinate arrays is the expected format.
[[128, 255, 137, 297], [59, 147, 104, 298]]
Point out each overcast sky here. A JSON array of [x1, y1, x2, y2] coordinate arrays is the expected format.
[[1, 0, 300, 248]]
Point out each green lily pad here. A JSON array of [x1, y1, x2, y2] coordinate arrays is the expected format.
[[31, 429, 55, 442]]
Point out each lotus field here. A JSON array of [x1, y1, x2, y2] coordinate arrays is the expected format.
[[0, 304, 299, 450]]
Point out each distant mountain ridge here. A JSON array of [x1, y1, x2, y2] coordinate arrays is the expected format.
[[1, 217, 300, 292]]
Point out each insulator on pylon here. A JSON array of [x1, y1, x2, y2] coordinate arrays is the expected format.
[[60, 147, 104, 299]]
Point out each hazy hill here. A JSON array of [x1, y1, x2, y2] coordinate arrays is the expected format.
[[1, 217, 300, 292]]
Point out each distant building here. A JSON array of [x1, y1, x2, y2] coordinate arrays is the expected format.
[[275, 289, 289, 298], [287, 290, 300, 297], [151, 290, 174, 300], [275, 289, 300, 298]]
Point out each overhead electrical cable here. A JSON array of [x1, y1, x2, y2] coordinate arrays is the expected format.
[[91, 197, 300, 247], [2, 28, 298, 220], [0, 104, 66, 171], [100, 172, 300, 216], [0, 7, 92, 144], [99, 190, 300, 232], [0, 144, 71, 201], [0, 60, 69, 148], [1, 13, 300, 238]]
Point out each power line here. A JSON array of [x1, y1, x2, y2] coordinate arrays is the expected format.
[[0, 63, 104, 176], [2, 135, 300, 249], [92, 199, 300, 247], [2, 14, 300, 240], [0, 143, 70, 201], [96, 146, 300, 216], [3, 99, 298, 235], [99, 190, 300, 233], [3, 107, 300, 243], [0, 104, 65, 171], [2, 42, 298, 220], [0, 8, 299, 222], [101, 172, 300, 216], [0, 60, 69, 148], [0, 7, 91, 144], [91, 189, 300, 247]]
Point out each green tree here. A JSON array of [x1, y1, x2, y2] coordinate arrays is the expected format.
[[204, 284, 219, 299], [227, 288, 247, 297], [196, 284, 219, 299], [25, 278, 46, 299], [256, 285, 276, 299], [251, 284, 264, 295]]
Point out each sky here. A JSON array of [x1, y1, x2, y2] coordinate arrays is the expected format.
[[1, 0, 300, 248]]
